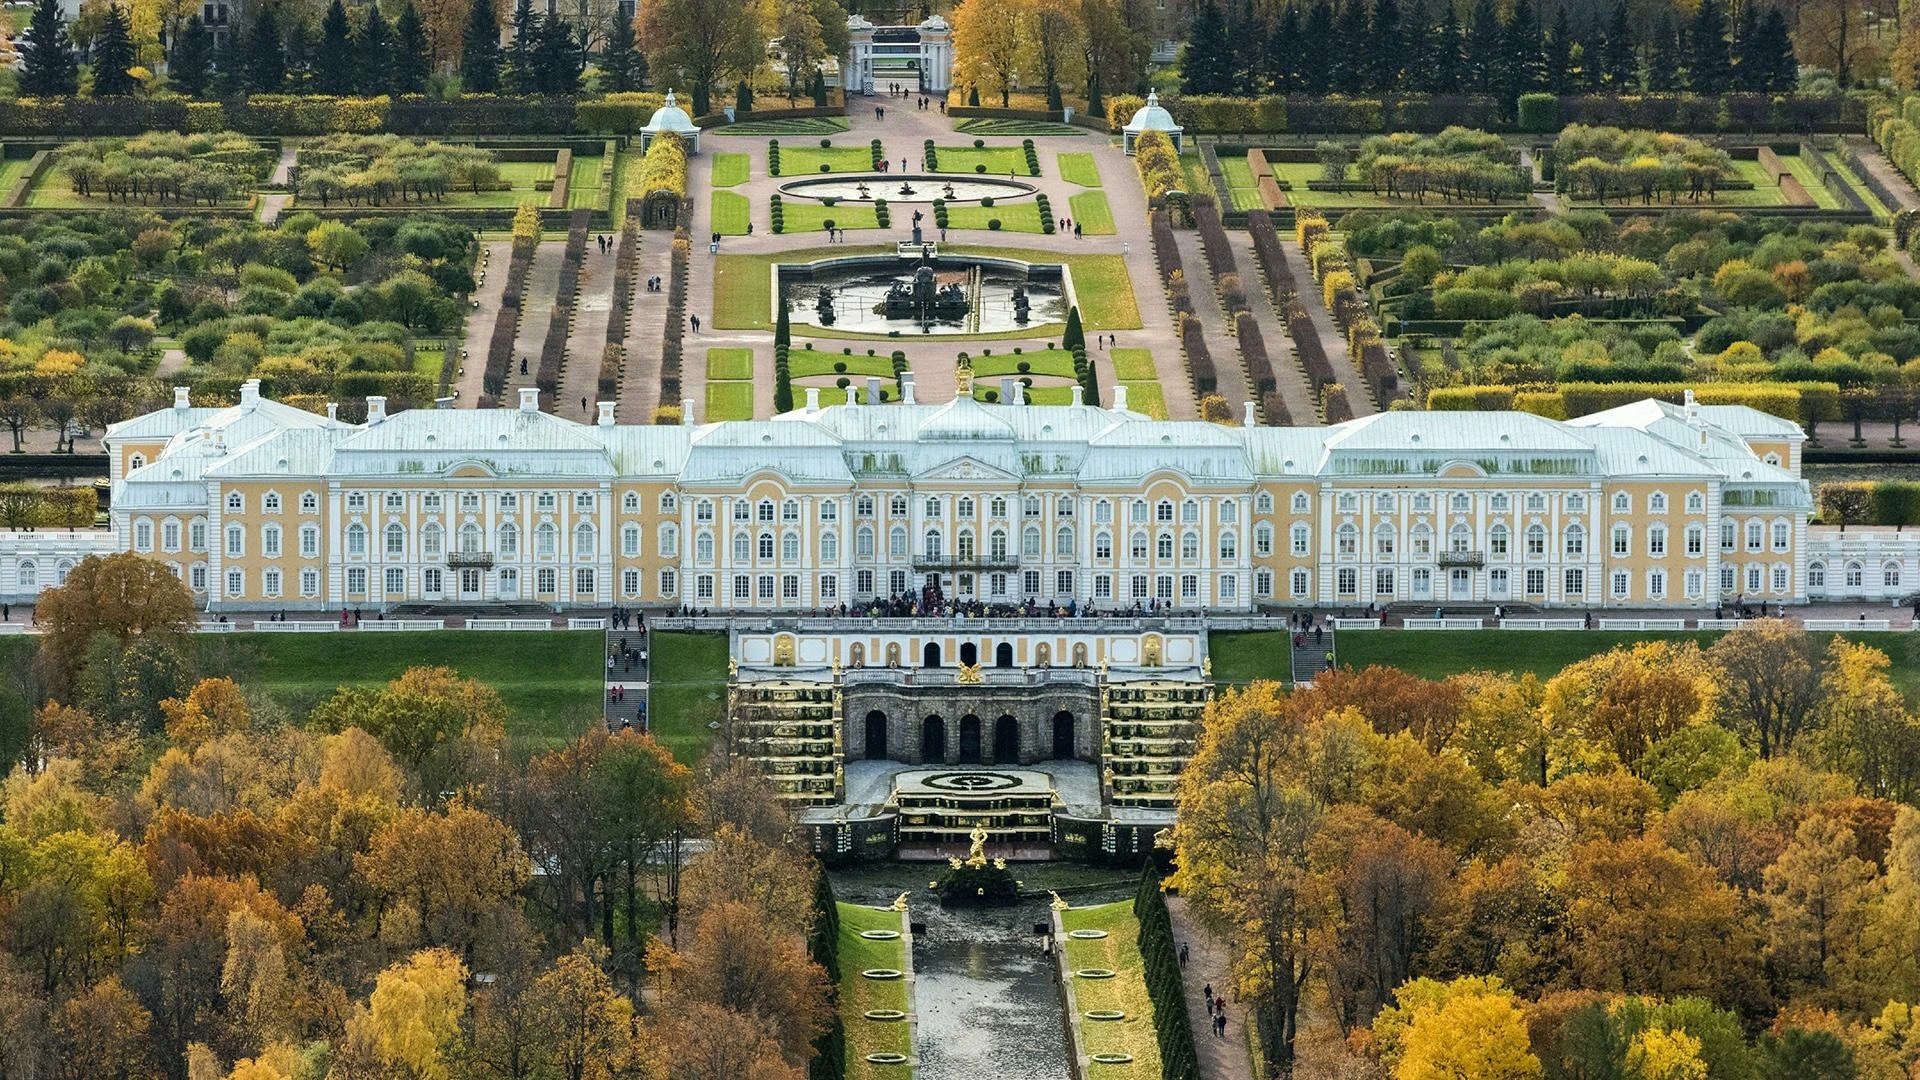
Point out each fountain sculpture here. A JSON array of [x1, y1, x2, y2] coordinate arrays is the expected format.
[[881, 249, 968, 327], [816, 286, 837, 326]]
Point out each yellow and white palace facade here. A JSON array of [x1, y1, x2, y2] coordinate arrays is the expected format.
[[38, 381, 1831, 611]]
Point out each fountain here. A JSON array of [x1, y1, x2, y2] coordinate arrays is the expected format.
[[816, 286, 837, 326], [935, 822, 1020, 906], [882, 250, 969, 328], [899, 182, 919, 197]]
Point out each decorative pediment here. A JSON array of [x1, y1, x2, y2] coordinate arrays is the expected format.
[[915, 456, 1020, 483], [1437, 459, 1488, 479], [446, 461, 498, 478]]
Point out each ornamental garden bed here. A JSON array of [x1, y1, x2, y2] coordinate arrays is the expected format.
[[1060, 903, 1160, 1080], [838, 903, 913, 1080]]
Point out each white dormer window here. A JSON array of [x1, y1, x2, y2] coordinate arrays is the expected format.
[[226, 492, 244, 512], [499, 493, 518, 512], [1490, 494, 1510, 512], [1764, 452, 1781, 467], [1292, 492, 1310, 514], [1255, 492, 1273, 514], [423, 493, 442, 513], [537, 492, 557, 512], [575, 492, 595, 513], [462, 492, 482, 512], [128, 453, 146, 471], [300, 491, 318, 513], [263, 492, 281, 513], [1337, 494, 1358, 513], [623, 492, 640, 512], [1566, 493, 1586, 513]]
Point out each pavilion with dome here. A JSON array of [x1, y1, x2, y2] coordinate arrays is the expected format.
[[640, 90, 701, 154], [1122, 91, 1183, 155]]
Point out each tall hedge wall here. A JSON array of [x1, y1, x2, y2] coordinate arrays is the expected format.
[[1134, 867, 1199, 1080]]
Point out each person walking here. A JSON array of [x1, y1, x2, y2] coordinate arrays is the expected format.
[[690, 314, 700, 333]]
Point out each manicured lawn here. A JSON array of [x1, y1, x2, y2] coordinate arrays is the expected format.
[[712, 153, 751, 187], [706, 347, 754, 380], [781, 202, 884, 233], [1273, 162, 1530, 209], [1061, 903, 1163, 1080], [1769, 151, 1844, 210], [715, 117, 850, 135], [790, 347, 897, 377], [645, 631, 729, 763], [959, 118, 1085, 137], [838, 903, 913, 1080], [973, 349, 1078, 377], [934, 146, 1036, 176], [198, 631, 603, 750], [705, 380, 754, 421], [711, 191, 751, 235], [1058, 152, 1102, 187], [1208, 630, 1292, 687], [1335, 630, 1732, 683], [1218, 157, 1266, 211], [1111, 347, 1156, 380], [778, 146, 879, 175], [714, 246, 1139, 332], [1181, 155, 1216, 199], [1117, 381, 1167, 418], [564, 153, 608, 210], [943, 203, 1046, 232], [1069, 191, 1115, 234]]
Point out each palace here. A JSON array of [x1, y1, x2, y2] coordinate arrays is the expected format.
[[53, 380, 1822, 613]]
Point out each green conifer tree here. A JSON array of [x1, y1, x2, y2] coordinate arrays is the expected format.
[[89, 3, 137, 95], [1688, 0, 1731, 91], [246, 5, 287, 92], [18, 0, 79, 97], [168, 14, 212, 96], [461, 0, 502, 91], [1600, 0, 1635, 90], [1181, 0, 1233, 94], [599, 4, 639, 92], [504, 0, 540, 93], [393, 0, 430, 94], [356, 1, 394, 94], [315, 0, 354, 92]]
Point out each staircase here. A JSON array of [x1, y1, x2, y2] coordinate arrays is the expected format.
[[1290, 628, 1333, 686], [604, 625, 650, 732]]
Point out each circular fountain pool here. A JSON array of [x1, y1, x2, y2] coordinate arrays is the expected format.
[[779, 174, 1038, 204]]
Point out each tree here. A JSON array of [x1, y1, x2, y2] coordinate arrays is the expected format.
[[649, 901, 831, 1068], [19, 0, 80, 96], [773, 0, 822, 103], [636, 0, 763, 115], [1542, 641, 1716, 777], [1081, 0, 1149, 99], [1388, 981, 1541, 1080], [1368, 0, 1402, 91], [89, 3, 137, 95], [1600, 0, 1635, 89], [599, 2, 640, 91], [354, 0, 394, 92], [54, 977, 153, 1079], [158, 676, 252, 748], [1171, 682, 1324, 1074], [528, 941, 658, 1080], [310, 665, 506, 770], [350, 949, 469, 1080], [307, 221, 369, 272], [360, 801, 532, 963], [244, 3, 285, 92], [1757, 7, 1796, 91], [393, 0, 432, 94], [1563, 835, 1760, 1003], [1625, 1027, 1708, 1080], [1688, 0, 1731, 92], [1763, 813, 1879, 1001], [1461, 0, 1501, 94], [1312, 808, 1452, 1031], [1020, 0, 1082, 111], [1643, 13, 1680, 92], [532, 12, 580, 93], [1797, 0, 1876, 87], [1708, 619, 1825, 759], [314, 0, 354, 92], [460, 0, 502, 91], [1817, 639, 1920, 803], [952, 0, 1024, 105], [652, 1001, 800, 1080], [35, 553, 195, 696]]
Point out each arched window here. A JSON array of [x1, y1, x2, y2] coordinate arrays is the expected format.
[[1180, 532, 1199, 560], [1449, 523, 1472, 554], [1291, 492, 1310, 513], [128, 453, 146, 472], [1219, 531, 1237, 560], [536, 523, 557, 557], [821, 533, 838, 562], [385, 522, 406, 557], [1374, 523, 1396, 558], [1490, 524, 1509, 558], [226, 491, 244, 512], [1846, 561, 1864, 587], [1410, 523, 1431, 557], [1612, 492, 1631, 513], [925, 529, 944, 559], [1336, 523, 1358, 556], [1023, 527, 1041, 558], [622, 523, 641, 557], [1564, 524, 1585, 557], [856, 526, 875, 559], [498, 523, 518, 558], [1254, 523, 1274, 556], [1158, 533, 1175, 560], [889, 527, 907, 558], [957, 530, 976, 561], [347, 524, 367, 556], [1887, 562, 1903, 588], [696, 532, 715, 562], [16, 560, 34, 587], [1095, 531, 1113, 559], [781, 532, 800, 561], [1056, 526, 1074, 555], [461, 523, 482, 554], [733, 532, 751, 562], [422, 523, 443, 559], [660, 492, 677, 514], [1809, 562, 1826, 588], [1255, 492, 1274, 514], [263, 492, 281, 513], [1525, 524, 1546, 557], [1686, 491, 1704, 513], [1649, 492, 1667, 513], [757, 532, 774, 560], [1131, 531, 1150, 561], [990, 529, 1008, 560]]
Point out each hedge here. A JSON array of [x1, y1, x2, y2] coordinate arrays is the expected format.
[[1144, 92, 1859, 135], [1133, 868, 1199, 1080], [1323, 382, 1356, 422], [661, 227, 691, 407], [1429, 381, 1828, 423], [1135, 129, 1183, 203], [0, 484, 97, 527], [535, 212, 591, 398], [806, 867, 845, 1080], [1181, 313, 1215, 397]]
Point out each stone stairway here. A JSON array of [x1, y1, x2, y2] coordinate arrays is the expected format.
[[605, 625, 650, 732], [1290, 629, 1332, 685]]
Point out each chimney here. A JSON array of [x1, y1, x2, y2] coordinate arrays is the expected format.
[[173, 386, 191, 410], [239, 379, 260, 409], [518, 387, 540, 413], [901, 374, 917, 405], [597, 401, 616, 427], [1013, 381, 1025, 405], [366, 396, 387, 425], [1684, 387, 1699, 422], [1071, 385, 1084, 407], [1113, 385, 1130, 413], [681, 397, 696, 425], [805, 387, 821, 412], [1244, 401, 1257, 427], [865, 376, 882, 405], [326, 402, 338, 422], [1000, 377, 1016, 404]]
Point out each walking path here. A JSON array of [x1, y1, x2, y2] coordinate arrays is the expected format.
[[1228, 229, 1314, 423], [1278, 234, 1376, 417], [1845, 138, 1920, 211], [604, 624, 649, 731], [618, 233, 673, 422], [1166, 896, 1256, 1080], [453, 240, 515, 406], [504, 240, 567, 404], [558, 240, 619, 420], [255, 145, 300, 224], [1171, 227, 1249, 411]]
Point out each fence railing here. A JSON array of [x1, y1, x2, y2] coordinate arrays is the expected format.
[[1401, 617, 1487, 630], [567, 617, 608, 630], [1596, 618, 1689, 631], [250, 621, 340, 632], [1806, 618, 1895, 631], [361, 619, 448, 631], [468, 618, 559, 631], [1500, 618, 1587, 630]]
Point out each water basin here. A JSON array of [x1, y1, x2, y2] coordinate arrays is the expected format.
[[781, 173, 1038, 204]]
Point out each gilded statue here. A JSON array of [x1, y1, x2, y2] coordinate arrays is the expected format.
[[965, 820, 990, 867], [956, 353, 974, 394], [956, 661, 983, 684], [1048, 890, 1070, 911], [892, 892, 911, 912]]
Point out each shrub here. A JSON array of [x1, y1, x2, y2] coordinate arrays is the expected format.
[[1517, 93, 1560, 133], [1133, 129, 1184, 202], [820, 137, 832, 148], [974, 137, 986, 148], [975, 164, 987, 173], [987, 218, 1002, 230]]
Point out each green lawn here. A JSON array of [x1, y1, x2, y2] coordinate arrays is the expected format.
[[1058, 153, 1102, 187], [1769, 151, 1845, 210], [838, 903, 913, 1080], [1060, 903, 1163, 1080], [973, 349, 1077, 378], [790, 348, 897, 377], [711, 191, 752, 235], [645, 631, 729, 764], [715, 246, 1140, 332], [781, 202, 884, 233], [412, 348, 445, 381], [943, 203, 1046, 232], [705, 380, 754, 421], [1217, 157, 1266, 211], [933, 147, 1036, 176], [198, 630, 603, 750], [1208, 630, 1292, 686], [712, 153, 751, 187], [1069, 191, 1115, 234], [1334, 630, 1728, 684], [706, 347, 754, 380], [958, 118, 1085, 137], [565, 153, 608, 210], [716, 117, 850, 136], [778, 146, 879, 175], [1111, 348, 1156, 380]]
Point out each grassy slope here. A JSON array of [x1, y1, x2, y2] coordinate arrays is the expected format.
[[1058, 153, 1102, 187], [199, 630, 604, 748], [1061, 902, 1163, 1079], [1208, 629, 1293, 687], [645, 631, 728, 763], [1068, 192, 1115, 234], [837, 903, 913, 1080], [711, 153, 752, 187], [711, 191, 751, 235]]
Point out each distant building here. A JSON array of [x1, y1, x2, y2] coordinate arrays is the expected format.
[[843, 14, 952, 95]]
